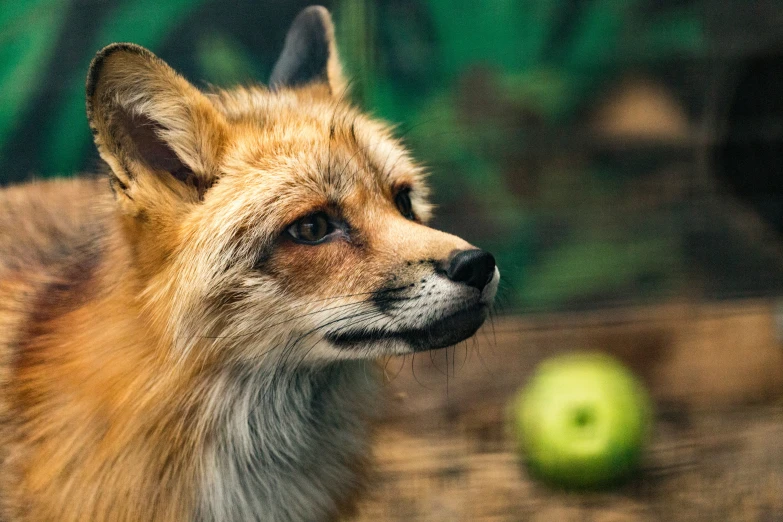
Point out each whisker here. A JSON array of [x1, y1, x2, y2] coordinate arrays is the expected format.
[[410, 352, 433, 391], [266, 304, 383, 375], [381, 355, 393, 382], [428, 349, 447, 377], [200, 289, 413, 341], [458, 340, 469, 372], [293, 309, 391, 368], [445, 347, 449, 398], [474, 334, 492, 377], [383, 354, 406, 385], [221, 288, 419, 369], [283, 307, 388, 363], [324, 292, 423, 342]]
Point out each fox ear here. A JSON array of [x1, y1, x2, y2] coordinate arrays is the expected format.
[[269, 6, 346, 95], [86, 43, 227, 213]]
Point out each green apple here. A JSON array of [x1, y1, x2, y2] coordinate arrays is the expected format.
[[511, 352, 652, 489]]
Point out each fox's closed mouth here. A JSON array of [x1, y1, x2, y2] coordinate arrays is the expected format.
[[326, 303, 489, 351]]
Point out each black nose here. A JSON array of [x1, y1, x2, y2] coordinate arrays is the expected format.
[[446, 249, 496, 291]]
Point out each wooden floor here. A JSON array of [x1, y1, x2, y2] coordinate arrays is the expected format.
[[354, 301, 783, 521]]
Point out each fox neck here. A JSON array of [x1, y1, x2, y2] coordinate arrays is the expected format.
[[197, 362, 377, 522]]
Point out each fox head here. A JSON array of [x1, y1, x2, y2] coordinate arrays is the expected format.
[[85, 6, 499, 367]]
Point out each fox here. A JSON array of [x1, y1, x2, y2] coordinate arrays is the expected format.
[[0, 6, 499, 522]]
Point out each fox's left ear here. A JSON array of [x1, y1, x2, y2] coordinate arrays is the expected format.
[[269, 6, 347, 95], [86, 43, 229, 218]]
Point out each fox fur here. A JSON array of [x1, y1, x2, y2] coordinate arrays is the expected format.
[[0, 6, 498, 521]]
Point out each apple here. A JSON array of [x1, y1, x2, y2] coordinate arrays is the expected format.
[[511, 352, 652, 489]]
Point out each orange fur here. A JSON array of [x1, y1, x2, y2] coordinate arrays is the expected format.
[[0, 7, 497, 521]]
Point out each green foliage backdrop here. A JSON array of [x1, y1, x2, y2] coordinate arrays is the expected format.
[[6, 0, 757, 312]]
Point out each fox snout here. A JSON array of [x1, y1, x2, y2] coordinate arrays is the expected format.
[[324, 243, 500, 354]]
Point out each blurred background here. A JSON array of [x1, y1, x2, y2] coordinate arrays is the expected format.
[[3, 0, 783, 519]]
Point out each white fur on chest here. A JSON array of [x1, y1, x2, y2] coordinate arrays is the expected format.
[[197, 361, 377, 522]]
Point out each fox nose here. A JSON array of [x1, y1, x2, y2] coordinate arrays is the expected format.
[[446, 249, 496, 291]]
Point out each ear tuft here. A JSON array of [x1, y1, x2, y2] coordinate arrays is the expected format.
[[269, 6, 346, 94]]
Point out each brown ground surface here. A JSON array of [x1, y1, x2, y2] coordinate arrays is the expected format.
[[355, 300, 783, 521]]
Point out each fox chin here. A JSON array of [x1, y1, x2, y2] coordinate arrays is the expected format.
[[0, 5, 499, 521]]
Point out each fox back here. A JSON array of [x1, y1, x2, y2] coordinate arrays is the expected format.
[[0, 6, 498, 521]]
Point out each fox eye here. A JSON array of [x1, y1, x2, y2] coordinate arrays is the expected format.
[[287, 212, 334, 244], [395, 189, 415, 220]]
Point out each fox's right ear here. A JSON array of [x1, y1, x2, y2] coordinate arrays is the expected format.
[[86, 43, 228, 216]]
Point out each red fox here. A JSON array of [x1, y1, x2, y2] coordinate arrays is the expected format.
[[0, 6, 498, 521]]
